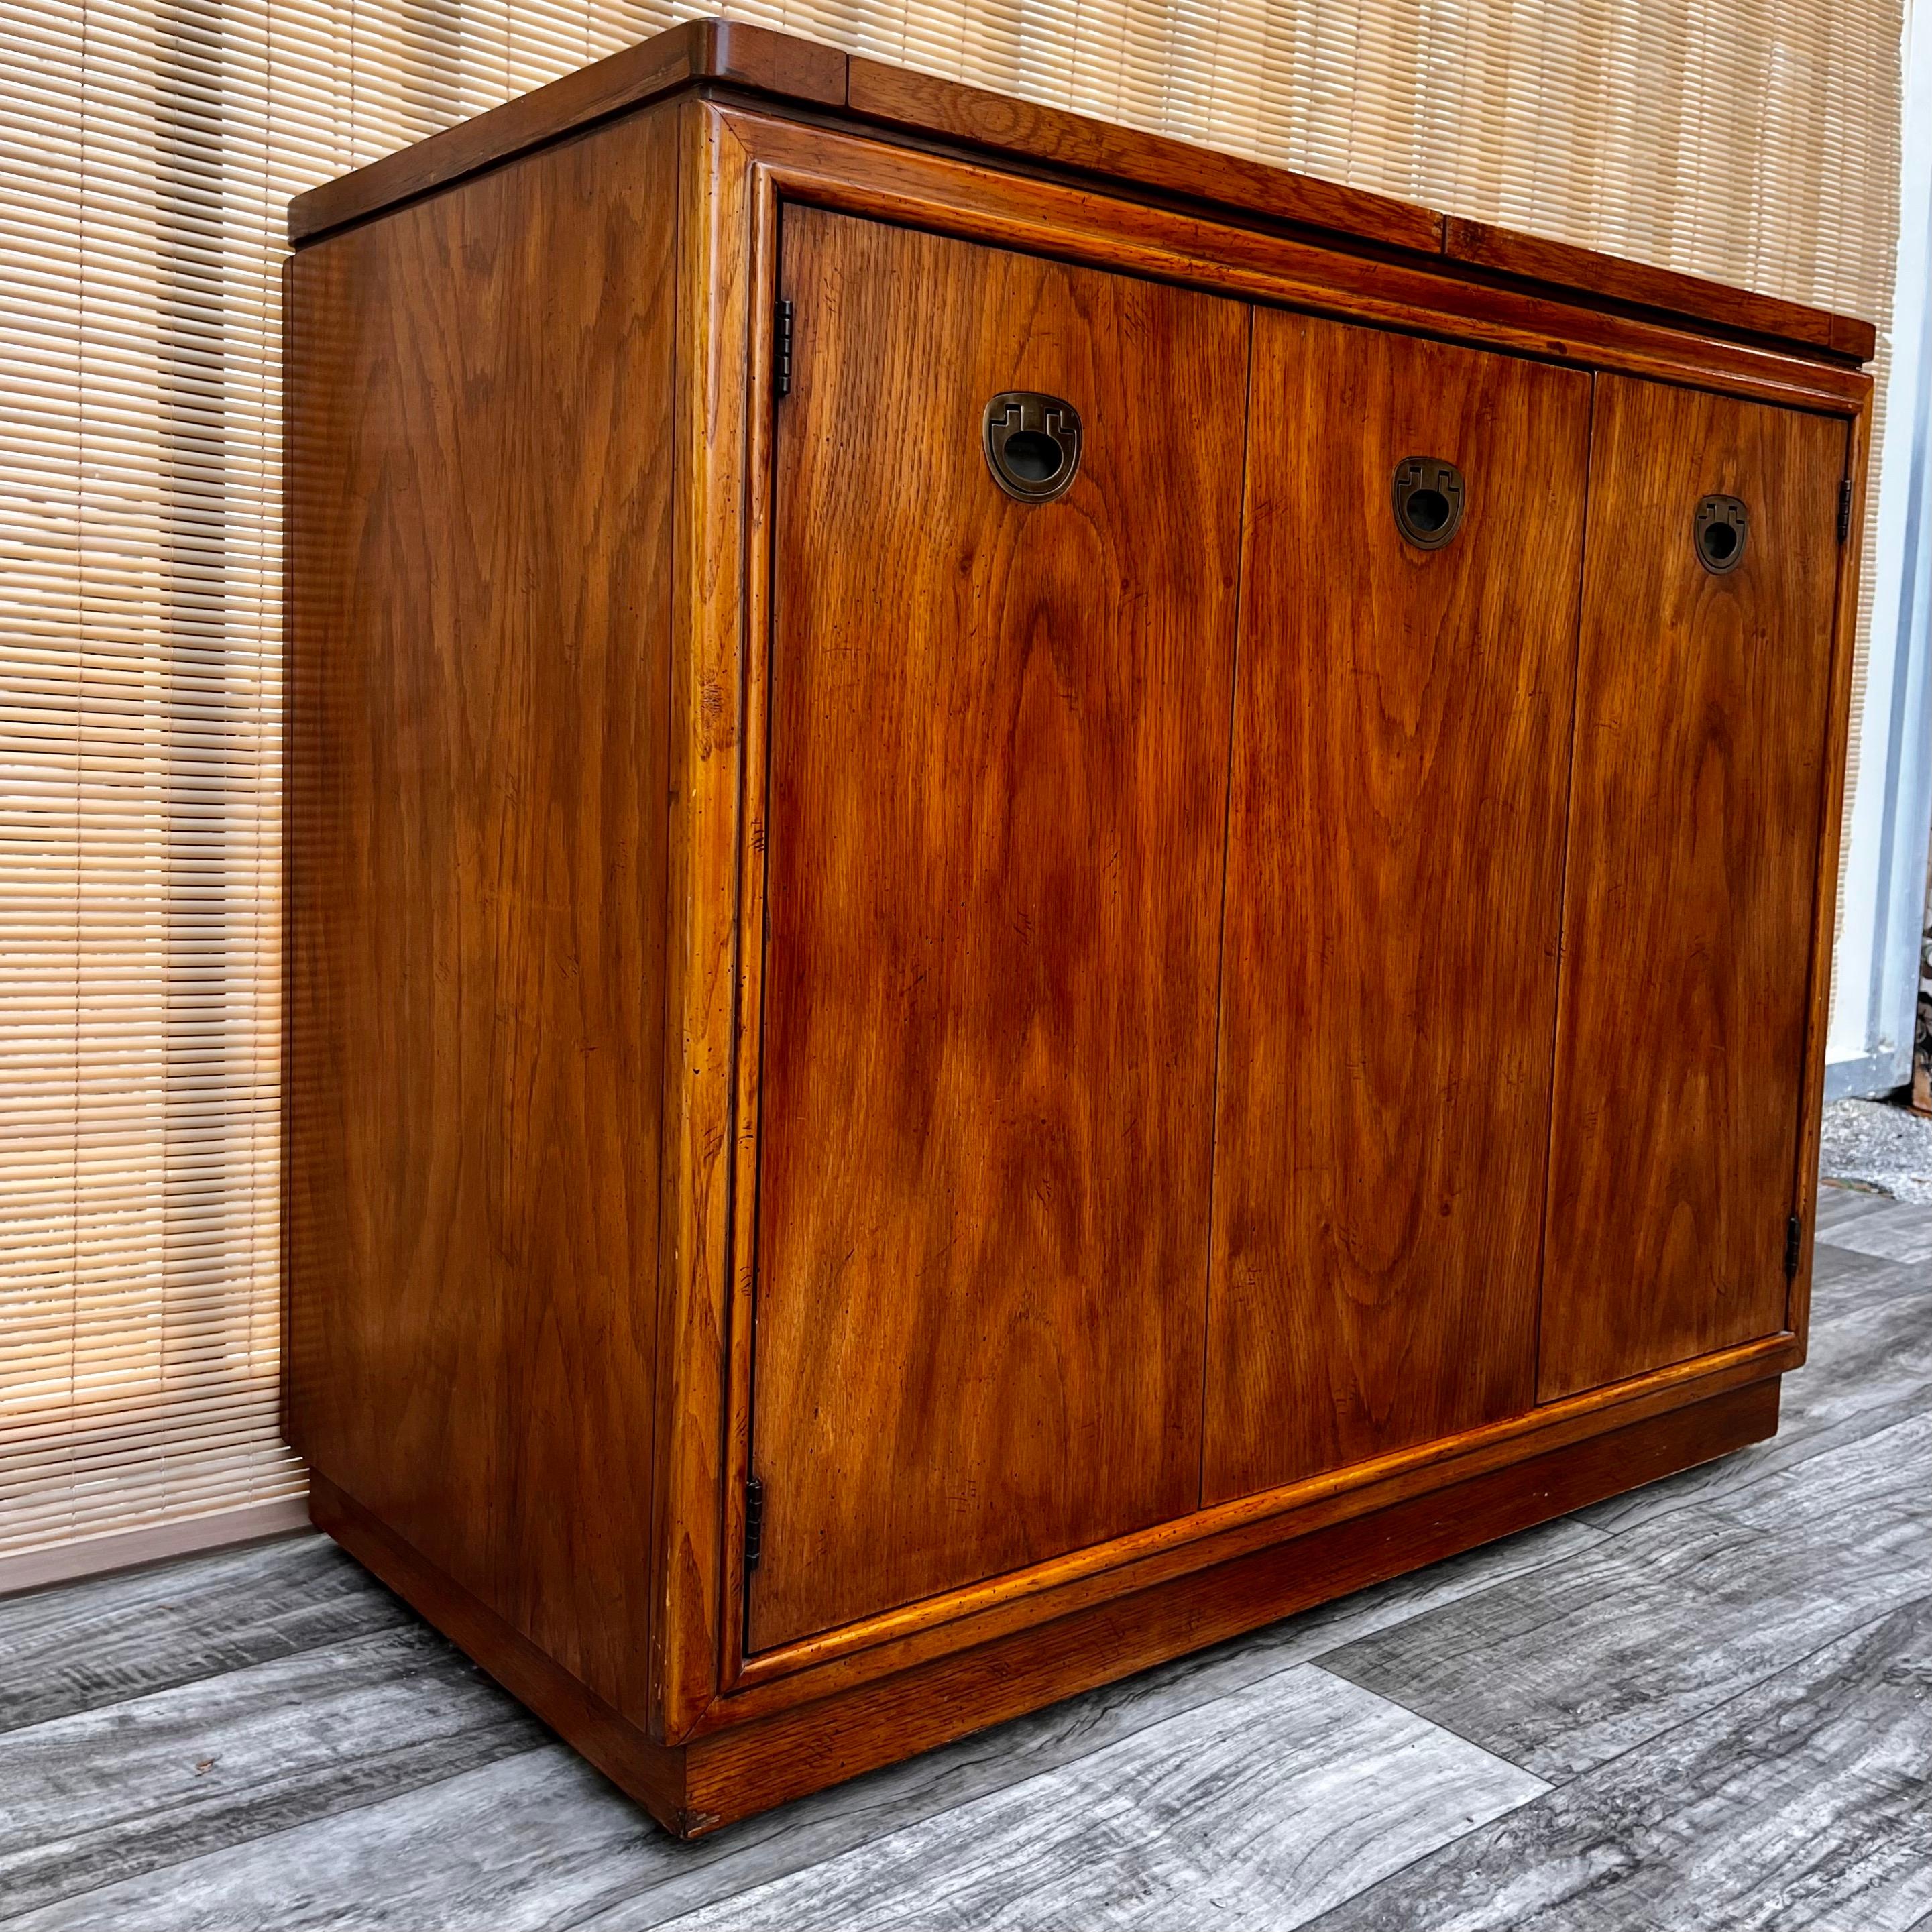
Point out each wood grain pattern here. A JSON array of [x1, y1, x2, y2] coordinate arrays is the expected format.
[[1324, 1406, 1930, 1783], [717, 137, 786, 1701], [1203, 311, 1590, 1503], [0, 1526, 1603, 1932], [0, 1535, 407, 1736], [1442, 215, 1874, 363], [746, 207, 1247, 1652], [281, 55, 1869, 1838], [18, 1201, 1915, 1921], [715, 109, 1867, 420], [0, 1749, 636, 1932], [641, 1524, 1586, 1919], [287, 21, 1875, 368], [843, 54, 1443, 253], [1816, 1201, 1932, 1265], [286, 19, 842, 243], [672, 1665, 1545, 1931], [1540, 377, 1848, 1399], [649, 96, 756, 1746], [1813, 1186, 1896, 1234], [309, 1473, 691, 1832], [1579, 1241, 1932, 1536], [1786, 388, 1872, 1346], [1313, 1598, 1932, 1932], [55, 1382, 1779, 1860], [0, 1622, 541, 1919], [282, 104, 677, 1726], [679, 1380, 1775, 1832], [1704, 1402, 1932, 1544], [16, 1418, 1919, 1928], [720, 1337, 1794, 1711]]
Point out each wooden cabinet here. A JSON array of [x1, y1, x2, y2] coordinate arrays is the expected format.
[[284, 22, 1870, 1839]]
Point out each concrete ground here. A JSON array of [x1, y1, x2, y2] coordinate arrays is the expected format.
[[1820, 1096, 1932, 1204]]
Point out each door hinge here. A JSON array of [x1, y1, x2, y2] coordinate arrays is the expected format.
[[1838, 478, 1854, 543], [1785, 1214, 1803, 1280], [743, 1475, 766, 1573], [775, 300, 793, 399]]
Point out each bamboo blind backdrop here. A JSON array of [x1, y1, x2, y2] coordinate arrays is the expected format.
[[0, 0, 1903, 1578]]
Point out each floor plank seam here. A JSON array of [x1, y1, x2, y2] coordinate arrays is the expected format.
[[9, 1197, 1925, 1930], [1291, 1593, 1932, 1931], [606, 1691, 1275, 1927], [0, 1739, 567, 1931], [0, 1620, 437, 1744], [1290, 1775, 1548, 1932], [1319, 1570, 1591, 1670], [1687, 1403, 1932, 1533], [595, 1652, 1571, 1932], [1313, 1554, 1932, 1798], [0, 1531, 1597, 1932], [631, 1533, 1612, 1917], [1519, 1590, 1932, 1792], [1583, 1325, 1927, 1540], [0, 1548, 420, 1744], [0, 1647, 394, 1746], [535, 1546, 1613, 1931], [1300, 1658, 1556, 1786]]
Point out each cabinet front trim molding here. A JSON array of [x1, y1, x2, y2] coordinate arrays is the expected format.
[[718, 107, 1867, 416], [713, 1332, 1798, 1709]]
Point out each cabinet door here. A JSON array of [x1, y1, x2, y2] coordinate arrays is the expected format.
[[1202, 311, 1591, 1505], [1539, 378, 1847, 1399], [747, 209, 1248, 1652]]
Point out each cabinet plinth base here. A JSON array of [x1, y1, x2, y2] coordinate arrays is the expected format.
[[309, 1375, 1777, 1839]]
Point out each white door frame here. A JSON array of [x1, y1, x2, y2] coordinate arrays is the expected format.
[[1828, 0, 1932, 1099]]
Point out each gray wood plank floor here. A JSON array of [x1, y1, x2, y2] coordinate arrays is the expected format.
[[3, 1188, 1927, 1931]]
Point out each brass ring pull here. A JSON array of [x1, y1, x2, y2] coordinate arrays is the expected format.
[[1392, 456, 1466, 550], [1694, 494, 1748, 574], [984, 392, 1082, 502]]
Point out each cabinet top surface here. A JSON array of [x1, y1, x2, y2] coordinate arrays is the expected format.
[[286, 17, 1873, 366]]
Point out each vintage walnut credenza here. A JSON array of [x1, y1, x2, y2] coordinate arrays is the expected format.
[[282, 21, 1874, 1836]]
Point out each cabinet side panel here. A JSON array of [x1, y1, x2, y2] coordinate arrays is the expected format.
[[1541, 377, 1847, 1399], [284, 105, 678, 1723]]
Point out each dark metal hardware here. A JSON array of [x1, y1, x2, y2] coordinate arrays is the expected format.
[[775, 300, 793, 398], [1695, 494, 1749, 574], [1391, 456, 1466, 549], [1785, 1214, 1803, 1280], [984, 392, 1082, 502], [744, 1475, 766, 1572], [1839, 478, 1854, 543]]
